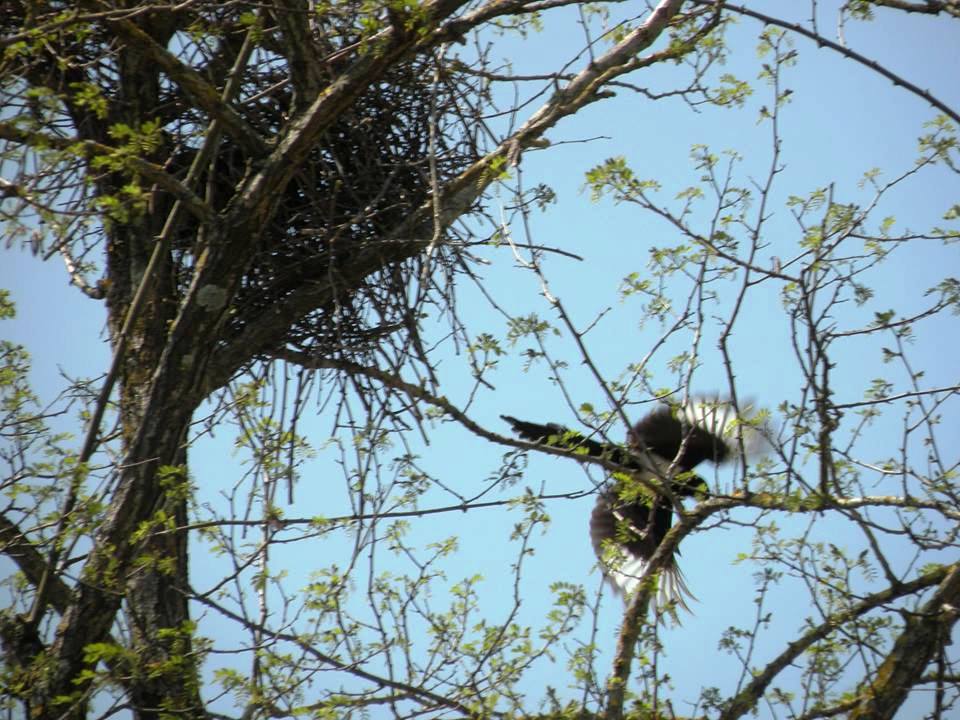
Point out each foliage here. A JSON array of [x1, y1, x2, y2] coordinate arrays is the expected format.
[[1, 1, 959, 720]]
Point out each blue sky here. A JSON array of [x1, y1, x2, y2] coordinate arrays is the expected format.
[[2, 2, 958, 717]]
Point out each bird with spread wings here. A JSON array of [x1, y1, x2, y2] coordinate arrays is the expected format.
[[502, 397, 765, 616]]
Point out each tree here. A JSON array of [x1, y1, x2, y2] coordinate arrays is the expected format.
[[1, 0, 958, 718]]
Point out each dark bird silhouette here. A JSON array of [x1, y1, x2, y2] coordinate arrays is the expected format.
[[502, 397, 764, 615]]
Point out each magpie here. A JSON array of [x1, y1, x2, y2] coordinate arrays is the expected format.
[[502, 397, 764, 615]]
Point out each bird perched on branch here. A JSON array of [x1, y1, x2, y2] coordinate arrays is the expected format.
[[502, 397, 765, 616]]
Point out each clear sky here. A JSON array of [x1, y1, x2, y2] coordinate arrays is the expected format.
[[2, 2, 958, 717]]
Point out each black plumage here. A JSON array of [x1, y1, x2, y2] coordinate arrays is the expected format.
[[502, 398, 762, 614]]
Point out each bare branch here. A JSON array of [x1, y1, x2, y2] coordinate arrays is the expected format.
[[0, 123, 215, 226], [699, 0, 960, 124]]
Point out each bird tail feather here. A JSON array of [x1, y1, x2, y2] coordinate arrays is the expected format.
[[605, 554, 696, 618]]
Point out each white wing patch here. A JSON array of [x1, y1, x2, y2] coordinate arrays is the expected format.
[[681, 397, 767, 459]]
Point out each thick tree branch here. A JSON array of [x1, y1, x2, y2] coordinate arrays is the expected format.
[[866, 0, 960, 17], [719, 563, 957, 720], [0, 514, 133, 697], [269, 0, 327, 100], [414, 0, 688, 226], [0, 514, 75, 614], [604, 513, 699, 720], [105, 14, 269, 158], [849, 564, 960, 720]]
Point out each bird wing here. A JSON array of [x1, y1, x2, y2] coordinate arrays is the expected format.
[[499, 415, 630, 466], [590, 488, 695, 614], [501, 398, 765, 617]]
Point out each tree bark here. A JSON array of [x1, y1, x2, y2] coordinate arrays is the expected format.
[[850, 565, 960, 720]]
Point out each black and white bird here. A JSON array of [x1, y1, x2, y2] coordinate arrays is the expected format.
[[502, 397, 764, 615]]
